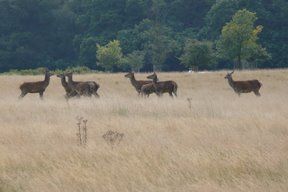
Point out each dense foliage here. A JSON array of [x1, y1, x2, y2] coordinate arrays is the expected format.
[[217, 9, 270, 69], [0, 0, 287, 72]]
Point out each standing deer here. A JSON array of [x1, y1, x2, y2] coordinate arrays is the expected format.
[[19, 68, 53, 99], [56, 74, 78, 99], [146, 73, 178, 97], [224, 71, 262, 96], [65, 72, 100, 98], [124, 72, 152, 95], [140, 83, 156, 97]]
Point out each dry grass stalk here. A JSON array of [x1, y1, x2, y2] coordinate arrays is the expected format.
[[76, 116, 88, 146], [187, 97, 192, 110]]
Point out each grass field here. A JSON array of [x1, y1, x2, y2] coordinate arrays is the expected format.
[[0, 70, 288, 192]]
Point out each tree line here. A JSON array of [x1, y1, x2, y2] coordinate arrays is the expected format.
[[0, 0, 287, 72]]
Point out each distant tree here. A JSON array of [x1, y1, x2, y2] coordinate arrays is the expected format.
[[168, 0, 214, 28], [202, 0, 239, 40], [122, 51, 145, 72], [216, 9, 269, 69], [78, 36, 97, 69], [146, 24, 171, 70], [180, 39, 216, 70], [96, 40, 123, 72]]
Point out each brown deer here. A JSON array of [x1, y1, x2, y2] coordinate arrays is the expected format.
[[65, 72, 100, 98], [140, 83, 156, 97], [146, 73, 178, 97], [124, 72, 152, 95], [224, 71, 262, 97], [19, 68, 53, 99], [56, 74, 78, 99]]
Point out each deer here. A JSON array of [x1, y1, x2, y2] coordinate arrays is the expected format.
[[140, 83, 156, 97], [19, 68, 53, 99], [146, 72, 178, 97], [65, 72, 100, 98], [124, 72, 152, 95], [56, 74, 78, 99], [224, 71, 262, 97]]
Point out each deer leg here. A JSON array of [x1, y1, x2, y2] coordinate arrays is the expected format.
[[65, 95, 69, 101], [87, 91, 92, 97], [67, 92, 74, 98], [39, 92, 44, 99], [75, 92, 81, 98], [19, 91, 27, 99], [169, 92, 174, 98], [254, 90, 261, 97], [93, 92, 100, 98]]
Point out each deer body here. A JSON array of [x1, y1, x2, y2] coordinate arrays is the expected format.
[[125, 72, 152, 95], [147, 73, 178, 97], [19, 69, 53, 99], [140, 83, 156, 97], [225, 71, 262, 96], [57, 74, 78, 99], [65, 73, 100, 98]]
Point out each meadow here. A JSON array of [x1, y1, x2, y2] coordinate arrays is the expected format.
[[0, 70, 288, 192]]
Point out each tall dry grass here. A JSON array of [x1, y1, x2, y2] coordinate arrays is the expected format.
[[0, 70, 288, 192]]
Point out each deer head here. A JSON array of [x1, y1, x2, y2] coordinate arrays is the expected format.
[[224, 70, 234, 79], [64, 72, 73, 78], [124, 72, 134, 79], [56, 74, 65, 78], [146, 72, 158, 81], [44, 69, 54, 77]]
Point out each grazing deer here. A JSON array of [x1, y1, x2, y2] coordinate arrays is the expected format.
[[124, 72, 152, 95], [224, 71, 262, 97], [56, 74, 78, 99], [65, 72, 100, 98], [146, 73, 178, 97], [19, 69, 53, 99]]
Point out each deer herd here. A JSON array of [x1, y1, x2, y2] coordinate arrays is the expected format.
[[18, 68, 262, 99]]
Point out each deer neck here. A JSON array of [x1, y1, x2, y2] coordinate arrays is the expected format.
[[129, 75, 138, 87], [152, 76, 158, 84], [44, 73, 50, 85], [67, 76, 75, 88], [60, 77, 68, 87], [227, 76, 235, 88]]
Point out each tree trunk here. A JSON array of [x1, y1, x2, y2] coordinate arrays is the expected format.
[[237, 54, 242, 70]]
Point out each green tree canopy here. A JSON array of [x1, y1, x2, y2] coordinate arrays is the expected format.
[[216, 9, 269, 69], [0, 0, 287, 72], [96, 40, 123, 72], [122, 50, 145, 72], [180, 39, 216, 70]]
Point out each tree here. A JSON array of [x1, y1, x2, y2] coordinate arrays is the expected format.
[[77, 36, 97, 69], [96, 40, 123, 72], [202, 0, 239, 40], [216, 9, 269, 69], [180, 39, 216, 70], [122, 51, 145, 72]]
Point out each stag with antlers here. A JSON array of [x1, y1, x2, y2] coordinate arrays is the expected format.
[[224, 71, 262, 97]]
